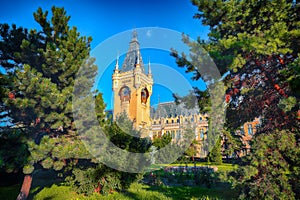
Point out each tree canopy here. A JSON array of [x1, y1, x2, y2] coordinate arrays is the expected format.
[[0, 6, 97, 199], [172, 0, 300, 199]]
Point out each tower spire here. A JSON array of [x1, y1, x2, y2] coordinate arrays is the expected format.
[[121, 30, 146, 72], [115, 52, 119, 71], [136, 51, 140, 66], [132, 30, 138, 42]]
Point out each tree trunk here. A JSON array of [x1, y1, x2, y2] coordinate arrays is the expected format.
[[16, 174, 32, 200]]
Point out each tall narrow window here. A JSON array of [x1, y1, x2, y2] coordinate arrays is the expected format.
[[176, 130, 181, 141], [200, 129, 204, 139], [248, 124, 253, 135], [141, 88, 149, 104], [171, 131, 175, 139]]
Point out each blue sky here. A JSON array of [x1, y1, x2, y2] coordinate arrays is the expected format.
[[1, 0, 209, 109]]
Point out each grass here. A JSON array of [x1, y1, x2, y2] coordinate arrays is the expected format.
[[33, 183, 170, 200], [146, 184, 236, 200], [33, 184, 82, 200], [150, 162, 238, 172], [32, 182, 236, 200], [0, 184, 20, 200], [0, 179, 236, 200], [0, 163, 238, 200]]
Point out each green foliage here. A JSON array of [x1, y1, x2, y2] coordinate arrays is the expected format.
[[153, 127, 195, 165], [66, 112, 152, 196], [233, 129, 299, 199], [138, 183, 231, 200], [66, 164, 143, 196], [32, 182, 235, 200], [184, 139, 199, 160], [0, 130, 28, 173], [94, 92, 107, 127], [159, 162, 238, 172], [192, 0, 299, 69], [280, 54, 300, 95], [152, 133, 172, 149], [174, 1, 300, 199], [105, 112, 152, 154], [0, 6, 98, 179], [278, 96, 297, 112], [207, 137, 222, 165], [33, 183, 172, 200], [221, 129, 243, 160], [0, 184, 20, 200]]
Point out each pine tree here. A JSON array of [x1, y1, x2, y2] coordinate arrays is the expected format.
[[184, 139, 199, 162], [172, 0, 300, 198], [207, 137, 222, 164], [1, 7, 97, 199], [94, 92, 108, 127], [67, 112, 152, 196], [221, 128, 243, 161], [152, 133, 172, 149]]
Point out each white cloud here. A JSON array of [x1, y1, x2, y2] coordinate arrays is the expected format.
[[146, 30, 152, 37]]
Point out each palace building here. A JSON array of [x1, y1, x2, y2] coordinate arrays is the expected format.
[[111, 31, 209, 156], [111, 31, 259, 158], [112, 31, 153, 131]]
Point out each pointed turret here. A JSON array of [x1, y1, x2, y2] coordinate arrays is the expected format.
[[136, 51, 140, 67], [114, 53, 119, 72], [121, 31, 145, 73], [132, 30, 138, 42], [112, 30, 153, 131]]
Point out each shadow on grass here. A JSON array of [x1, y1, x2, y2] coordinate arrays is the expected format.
[[143, 184, 237, 200], [27, 169, 64, 200], [0, 184, 21, 200], [0, 169, 63, 200]]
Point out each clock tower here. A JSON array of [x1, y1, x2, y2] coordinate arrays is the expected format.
[[112, 31, 153, 130]]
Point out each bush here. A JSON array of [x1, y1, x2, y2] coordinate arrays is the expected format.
[[65, 164, 144, 196], [207, 138, 222, 165]]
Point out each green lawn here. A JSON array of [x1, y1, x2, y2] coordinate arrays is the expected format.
[[33, 182, 236, 200], [149, 162, 238, 172], [0, 184, 20, 200], [0, 163, 238, 200], [0, 181, 236, 200], [140, 183, 236, 200]]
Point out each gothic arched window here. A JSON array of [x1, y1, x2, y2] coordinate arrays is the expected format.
[[119, 86, 131, 102], [141, 88, 149, 104]]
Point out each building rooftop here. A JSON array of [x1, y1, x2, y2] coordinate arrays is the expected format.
[[121, 30, 146, 73], [151, 101, 200, 119]]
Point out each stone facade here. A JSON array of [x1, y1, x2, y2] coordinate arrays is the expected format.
[[150, 102, 209, 157], [111, 31, 260, 158], [235, 117, 261, 157], [112, 31, 153, 131]]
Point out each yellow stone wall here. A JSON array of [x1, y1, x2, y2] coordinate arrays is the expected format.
[[112, 68, 153, 131]]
